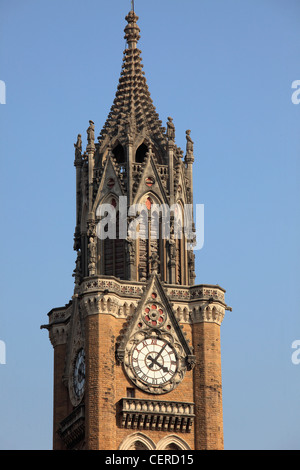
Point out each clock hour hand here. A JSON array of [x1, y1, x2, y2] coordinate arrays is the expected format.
[[147, 354, 169, 373]]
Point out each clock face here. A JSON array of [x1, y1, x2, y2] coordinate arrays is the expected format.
[[73, 349, 85, 399], [131, 338, 177, 386]]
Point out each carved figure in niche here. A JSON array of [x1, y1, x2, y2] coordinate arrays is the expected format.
[[124, 118, 133, 139], [168, 224, 176, 259], [127, 238, 136, 264], [188, 250, 195, 266], [73, 250, 82, 286], [167, 117, 175, 141], [150, 252, 160, 274], [88, 236, 97, 274], [139, 267, 147, 282]]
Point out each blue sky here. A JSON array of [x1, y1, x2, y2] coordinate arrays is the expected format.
[[0, 0, 299, 450]]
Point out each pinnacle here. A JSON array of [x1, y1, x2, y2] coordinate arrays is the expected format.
[[124, 10, 140, 49]]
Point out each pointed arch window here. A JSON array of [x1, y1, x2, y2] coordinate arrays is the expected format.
[[102, 198, 125, 279], [137, 195, 166, 282], [135, 143, 148, 163], [156, 435, 191, 450], [174, 203, 187, 285], [113, 143, 126, 164], [164, 443, 181, 450], [119, 433, 155, 451]]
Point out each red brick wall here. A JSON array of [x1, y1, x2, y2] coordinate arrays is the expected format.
[[192, 322, 224, 450]]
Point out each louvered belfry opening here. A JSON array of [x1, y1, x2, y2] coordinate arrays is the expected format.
[[136, 198, 166, 283], [104, 211, 125, 279]]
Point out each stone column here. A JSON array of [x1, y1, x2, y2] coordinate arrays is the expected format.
[[48, 326, 70, 450], [86, 120, 95, 215]]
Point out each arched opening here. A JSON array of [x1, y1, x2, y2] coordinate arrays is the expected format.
[[119, 432, 155, 451], [164, 443, 181, 450], [128, 441, 149, 450], [173, 202, 187, 285], [137, 194, 166, 282], [113, 143, 126, 164], [135, 143, 148, 163], [156, 435, 191, 450], [137, 207, 149, 281], [102, 198, 126, 279]]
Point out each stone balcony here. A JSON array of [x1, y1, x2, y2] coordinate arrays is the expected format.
[[58, 405, 85, 449], [119, 398, 195, 433]]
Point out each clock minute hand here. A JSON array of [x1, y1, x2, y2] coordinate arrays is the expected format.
[[153, 343, 167, 363]]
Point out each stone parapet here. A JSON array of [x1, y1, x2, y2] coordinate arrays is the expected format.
[[119, 398, 195, 433]]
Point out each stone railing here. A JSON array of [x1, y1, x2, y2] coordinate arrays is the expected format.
[[119, 398, 194, 433], [58, 405, 85, 449], [80, 276, 144, 297]]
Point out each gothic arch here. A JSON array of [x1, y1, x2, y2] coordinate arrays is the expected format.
[[134, 137, 163, 164], [97, 193, 126, 279], [136, 193, 166, 282], [173, 200, 187, 285], [98, 191, 120, 210], [112, 141, 126, 164], [139, 191, 163, 208], [156, 435, 191, 450], [135, 143, 148, 163], [118, 432, 156, 451]]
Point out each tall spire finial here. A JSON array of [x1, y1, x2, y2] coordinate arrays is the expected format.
[[131, 0, 135, 12], [124, 9, 140, 49]]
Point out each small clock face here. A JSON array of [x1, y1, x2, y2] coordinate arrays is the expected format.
[[131, 338, 177, 386], [73, 349, 85, 399]]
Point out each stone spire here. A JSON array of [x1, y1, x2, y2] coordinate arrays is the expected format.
[[98, 10, 166, 149]]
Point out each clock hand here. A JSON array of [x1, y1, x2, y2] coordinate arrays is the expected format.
[[153, 343, 167, 363], [147, 355, 157, 369], [147, 354, 169, 373]]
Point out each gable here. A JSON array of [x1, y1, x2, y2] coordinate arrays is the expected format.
[[116, 274, 195, 395]]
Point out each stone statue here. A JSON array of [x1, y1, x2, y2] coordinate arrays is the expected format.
[[74, 134, 82, 162], [168, 225, 176, 260], [73, 250, 82, 286], [74, 134, 82, 152], [186, 130, 194, 154], [150, 252, 160, 274], [167, 117, 175, 141], [126, 238, 136, 264], [188, 250, 195, 265], [124, 118, 133, 139], [88, 236, 97, 275], [87, 120, 95, 149]]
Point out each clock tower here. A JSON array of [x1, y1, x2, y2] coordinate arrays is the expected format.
[[42, 8, 230, 451]]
